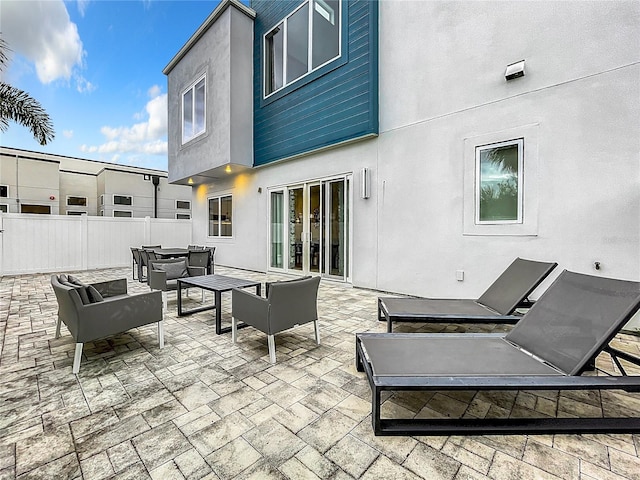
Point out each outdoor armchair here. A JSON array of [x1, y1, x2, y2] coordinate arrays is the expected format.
[[231, 276, 321, 363], [148, 258, 206, 309], [51, 274, 164, 374]]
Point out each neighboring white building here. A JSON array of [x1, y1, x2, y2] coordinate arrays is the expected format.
[[164, 0, 640, 301], [0, 147, 192, 219]]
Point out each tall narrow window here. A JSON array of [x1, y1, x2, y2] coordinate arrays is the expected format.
[[0, 185, 8, 197], [182, 76, 206, 143], [208, 195, 233, 237], [264, 0, 341, 97], [475, 139, 523, 224]]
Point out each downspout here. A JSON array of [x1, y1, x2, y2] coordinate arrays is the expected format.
[[152, 175, 160, 218]]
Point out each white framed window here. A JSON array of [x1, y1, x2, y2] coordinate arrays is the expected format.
[[475, 139, 524, 224], [113, 194, 132, 206], [113, 210, 133, 218], [176, 213, 191, 220], [67, 196, 87, 207], [463, 125, 539, 236], [176, 200, 191, 210], [0, 204, 8, 213], [67, 211, 86, 216], [99, 195, 104, 206], [208, 195, 233, 237], [0, 185, 8, 198], [264, 0, 341, 97], [182, 75, 206, 144]]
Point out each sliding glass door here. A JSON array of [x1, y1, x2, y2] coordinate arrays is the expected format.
[[269, 176, 350, 281]]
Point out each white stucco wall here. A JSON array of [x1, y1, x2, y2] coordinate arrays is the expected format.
[[189, 0, 640, 332]]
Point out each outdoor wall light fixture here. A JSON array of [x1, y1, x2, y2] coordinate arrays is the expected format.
[[361, 167, 371, 199], [225, 165, 232, 174], [187, 178, 194, 185], [505, 60, 525, 81]]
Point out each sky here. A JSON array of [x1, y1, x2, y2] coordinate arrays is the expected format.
[[0, 0, 227, 171]]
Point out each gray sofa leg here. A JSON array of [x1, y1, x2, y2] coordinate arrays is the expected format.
[[55, 316, 62, 339], [268, 335, 276, 364], [231, 317, 237, 343], [158, 320, 165, 348], [314, 319, 321, 345], [72, 343, 83, 374]]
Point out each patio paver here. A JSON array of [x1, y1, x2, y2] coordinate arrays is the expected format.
[[1, 266, 639, 479]]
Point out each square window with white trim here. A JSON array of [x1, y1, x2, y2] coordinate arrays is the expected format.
[[475, 139, 523, 224], [182, 75, 206, 144]]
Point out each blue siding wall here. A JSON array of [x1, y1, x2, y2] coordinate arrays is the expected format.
[[252, 0, 378, 166]]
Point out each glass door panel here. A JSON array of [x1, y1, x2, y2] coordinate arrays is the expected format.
[[270, 191, 284, 269], [288, 187, 304, 271], [327, 179, 346, 278], [309, 184, 321, 274]]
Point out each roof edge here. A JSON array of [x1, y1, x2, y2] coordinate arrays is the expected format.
[[163, 0, 256, 75]]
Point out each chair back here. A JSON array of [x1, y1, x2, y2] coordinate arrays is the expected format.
[[477, 257, 558, 315], [188, 250, 210, 270], [188, 245, 206, 250], [142, 245, 161, 249], [51, 275, 83, 338], [505, 270, 640, 375], [131, 247, 141, 265], [268, 276, 321, 331]]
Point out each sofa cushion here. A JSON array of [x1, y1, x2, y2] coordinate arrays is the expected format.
[[87, 285, 104, 303], [153, 260, 189, 280]]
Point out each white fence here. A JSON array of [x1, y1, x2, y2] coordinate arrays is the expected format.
[[0, 213, 192, 276]]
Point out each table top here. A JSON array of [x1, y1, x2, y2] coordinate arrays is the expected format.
[[177, 274, 260, 292], [151, 248, 189, 257]]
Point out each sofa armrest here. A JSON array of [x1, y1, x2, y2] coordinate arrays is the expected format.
[[90, 278, 128, 298], [232, 288, 270, 333], [75, 290, 163, 343], [149, 269, 168, 291]]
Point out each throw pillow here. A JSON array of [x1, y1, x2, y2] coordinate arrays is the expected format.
[[68, 275, 88, 287], [87, 285, 104, 303], [60, 278, 91, 305]]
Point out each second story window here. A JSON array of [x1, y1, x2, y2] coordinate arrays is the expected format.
[[113, 195, 132, 206], [264, 0, 341, 97], [182, 75, 206, 144], [67, 196, 87, 207], [176, 200, 191, 210], [0, 185, 8, 197]]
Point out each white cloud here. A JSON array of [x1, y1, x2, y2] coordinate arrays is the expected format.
[[2, 0, 85, 85], [80, 90, 168, 157], [63, 130, 74, 138]]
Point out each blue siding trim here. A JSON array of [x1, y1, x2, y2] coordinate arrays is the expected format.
[[252, 0, 379, 167]]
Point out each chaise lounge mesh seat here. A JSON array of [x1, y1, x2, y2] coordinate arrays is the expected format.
[[357, 270, 640, 435], [378, 257, 557, 332]]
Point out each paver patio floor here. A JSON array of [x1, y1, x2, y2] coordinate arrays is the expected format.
[[1, 266, 639, 479]]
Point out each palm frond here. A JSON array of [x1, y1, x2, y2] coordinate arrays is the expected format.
[[0, 83, 55, 145]]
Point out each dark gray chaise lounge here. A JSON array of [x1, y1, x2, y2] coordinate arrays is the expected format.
[[378, 257, 558, 332], [357, 270, 640, 435]]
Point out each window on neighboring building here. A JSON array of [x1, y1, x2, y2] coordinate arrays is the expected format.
[[100, 195, 104, 206], [21, 204, 50, 214], [67, 196, 87, 207], [176, 200, 191, 210], [182, 75, 206, 144], [113, 210, 133, 218], [67, 211, 86, 216], [176, 213, 191, 220], [0, 185, 8, 197], [99, 210, 104, 216], [475, 139, 523, 224], [0, 205, 7, 213], [208, 195, 232, 237], [113, 195, 132, 206], [264, 0, 341, 97]]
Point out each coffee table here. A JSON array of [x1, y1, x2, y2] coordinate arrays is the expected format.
[[177, 274, 262, 334]]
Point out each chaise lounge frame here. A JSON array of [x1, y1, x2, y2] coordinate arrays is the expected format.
[[378, 257, 557, 332], [357, 270, 640, 436]]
